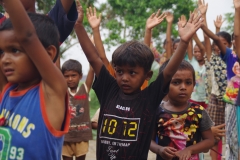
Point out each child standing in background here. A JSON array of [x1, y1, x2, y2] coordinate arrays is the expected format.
[[61, 60, 94, 160]]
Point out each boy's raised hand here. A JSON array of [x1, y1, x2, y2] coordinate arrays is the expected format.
[[146, 10, 166, 30], [75, 0, 84, 26], [166, 12, 174, 24], [214, 15, 225, 29], [179, 15, 187, 27], [234, 0, 240, 9], [87, 7, 101, 29], [198, 0, 208, 15], [178, 11, 203, 43]]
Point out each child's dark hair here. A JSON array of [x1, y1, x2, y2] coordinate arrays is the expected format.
[[163, 38, 175, 46], [62, 59, 82, 75], [112, 41, 154, 73], [159, 59, 195, 83], [0, 13, 60, 62], [173, 38, 180, 47], [216, 31, 232, 45]]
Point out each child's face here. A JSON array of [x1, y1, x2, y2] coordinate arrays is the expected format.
[[193, 45, 204, 62], [212, 44, 220, 56], [0, 30, 40, 85], [115, 65, 152, 94], [63, 70, 82, 89], [168, 70, 194, 104], [173, 42, 179, 53], [219, 36, 231, 48]]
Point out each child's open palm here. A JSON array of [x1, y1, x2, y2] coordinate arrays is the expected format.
[[146, 10, 166, 30], [75, 0, 84, 26], [234, 0, 240, 9], [166, 12, 174, 23], [214, 15, 225, 29], [178, 11, 203, 43], [179, 15, 187, 27], [87, 7, 101, 29], [198, 0, 208, 15]]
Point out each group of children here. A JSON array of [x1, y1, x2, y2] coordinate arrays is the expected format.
[[0, 0, 239, 160]]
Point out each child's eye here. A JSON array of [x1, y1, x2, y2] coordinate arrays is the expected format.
[[172, 81, 179, 85], [186, 81, 193, 85], [116, 70, 123, 74], [130, 71, 136, 75], [12, 48, 20, 53]]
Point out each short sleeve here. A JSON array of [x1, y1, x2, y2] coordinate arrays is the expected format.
[[91, 108, 100, 122], [92, 65, 118, 106], [200, 110, 214, 132], [220, 47, 232, 64], [47, 0, 77, 43], [146, 72, 170, 108]]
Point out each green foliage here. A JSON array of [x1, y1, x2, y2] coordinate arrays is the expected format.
[[99, 0, 197, 52], [224, 12, 234, 34]]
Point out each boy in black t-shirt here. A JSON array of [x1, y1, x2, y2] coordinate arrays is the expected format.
[[74, 1, 203, 159]]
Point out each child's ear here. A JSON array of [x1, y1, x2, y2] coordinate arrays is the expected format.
[[46, 45, 57, 61], [145, 71, 153, 81]]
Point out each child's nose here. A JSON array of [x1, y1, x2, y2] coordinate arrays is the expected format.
[[122, 74, 129, 82]]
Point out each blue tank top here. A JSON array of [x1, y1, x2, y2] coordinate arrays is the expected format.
[[0, 83, 69, 160]]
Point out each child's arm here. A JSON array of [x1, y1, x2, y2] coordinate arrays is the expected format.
[[193, 33, 205, 56], [85, 66, 94, 94], [144, 10, 166, 47], [163, 12, 203, 86], [61, 0, 75, 13], [214, 15, 224, 34], [165, 12, 174, 59], [150, 140, 177, 159], [87, 7, 110, 67], [4, 0, 68, 129], [74, 1, 103, 77], [0, 69, 7, 92], [234, 0, 240, 56], [175, 129, 214, 159], [198, 0, 212, 60], [211, 123, 226, 140], [201, 24, 226, 55]]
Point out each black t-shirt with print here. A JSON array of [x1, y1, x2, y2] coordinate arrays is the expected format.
[[93, 65, 169, 160]]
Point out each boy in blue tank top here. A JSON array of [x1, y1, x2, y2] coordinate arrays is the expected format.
[[0, 0, 70, 160]]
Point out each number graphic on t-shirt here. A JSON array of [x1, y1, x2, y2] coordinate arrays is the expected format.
[[10, 147, 24, 159], [108, 119, 117, 134], [100, 114, 140, 141], [128, 122, 137, 137]]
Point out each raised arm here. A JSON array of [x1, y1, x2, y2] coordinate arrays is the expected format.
[[87, 7, 109, 67], [165, 12, 174, 59], [85, 66, 94, 93], [214, 15, 224, 34], [61, 0, 74, 13], [201, 24, 226, 55], [163, 12, 203, 87], [3, 0, 67, 93], [234, 0, 240, 56], [74, 1, 103, 77], [198, 0, 211, 60], [144, 10, 166, 47], [193, 33, 205, 56]]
